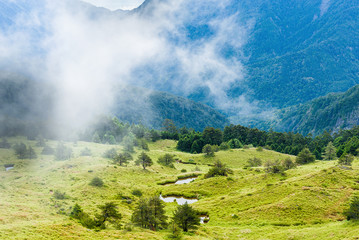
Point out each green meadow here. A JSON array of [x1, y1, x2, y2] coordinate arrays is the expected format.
[[1, 138, 359, 239]]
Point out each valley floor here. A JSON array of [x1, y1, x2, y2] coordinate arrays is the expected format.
[[0, 138, 359, 239]]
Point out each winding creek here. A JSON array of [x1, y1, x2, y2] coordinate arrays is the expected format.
[[4, 164, 14, 171]]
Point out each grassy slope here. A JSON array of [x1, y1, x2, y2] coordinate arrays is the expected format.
[[0, 138, 359, 239]]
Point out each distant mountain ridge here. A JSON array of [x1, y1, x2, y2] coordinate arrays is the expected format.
[[269, 85, 359, 136]]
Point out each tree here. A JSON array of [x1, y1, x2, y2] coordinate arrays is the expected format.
[[323, 142, 337, 161], [132, 196, 168, 231], [228, 139, 242, 149], [27, 146, 37, 159], [113, 152, 133, 166], [295, 148, 315, 165], [55, 142, 72, 160], [282, 157, 296, 170], [136, 152, 153, 170], [202, 144, 214, 157], [103, 148, 117, 159], [219, 142, 230, 150], [203, 127, 223, 146], [0, 138, 11, 149], [344, 136, 359, 156], [205, 161, 233, 178], [338, 153, 354, 166], [122, 135, 135, 153], [95, 202, 122, 229], [247, 157, 262, 167], [344, 196, 359, 220], [172, 202, 200, 232], [162, 119, 177, 135], [13, 142, 27, 159], [158, 154, 175, 167]]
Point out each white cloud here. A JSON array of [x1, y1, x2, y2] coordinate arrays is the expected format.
[[80, 0, 145, 10]]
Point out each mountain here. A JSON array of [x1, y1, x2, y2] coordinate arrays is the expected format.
[[112, 86, 229, 131], [269, 84, 359, 136], [0, 73, 229, 137]]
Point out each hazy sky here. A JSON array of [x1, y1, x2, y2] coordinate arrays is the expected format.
[[81, 0, 145, 10]]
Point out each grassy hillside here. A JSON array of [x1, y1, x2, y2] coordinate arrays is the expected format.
[[1, 138, 359, 239], [270, 84, 359, 135]]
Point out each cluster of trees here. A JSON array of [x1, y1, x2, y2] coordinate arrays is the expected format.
[[71, 196, 201, 233], [13, 142, 37, 159]]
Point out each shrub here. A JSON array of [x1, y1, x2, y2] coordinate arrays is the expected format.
[[132, 189, 143, 197], [90, 177, 104, 187], [247, 157, 262, 167], [55, 142, 72, 160], [202, 144, 215, 157], [181, 169, 187, 173], [205, 161, 233, 178], [265, 160, 285, 174], [256, 146, 263, 152], [282, 157, 296, 170], [344, 196, 359, 220], [103, 148, 117, 159], [54, 190, 67, 200], [296, 148, 315, 165], [338, 153, 354, 166], [80, 147, 92, 156], [219, 142, 230, 151], [158, 154, 176, 168]]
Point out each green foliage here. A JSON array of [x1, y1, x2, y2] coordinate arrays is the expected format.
[[95, 202, 122, 229], [158, 153, 175, 168], [202, 144, 215, 157], [282, 157, 296, 170], [205, 161, 233, 178], [228, 138, 243, 149], [338, 153, 354, 166], [296, 148, 315, 165], [122, 135, 135, 153], [131, 189, 143, 197], [53, 190, 67, 200], [256, 146, 263, 152], [139, 139, 149, 151], [219, 142, 230, 150], [89, 177, 104, 187], [80, 147, 92, 156], [131, 196, 168, 231], [41, 145, 54, 155], [113, 152, 132, 166], [247, 157, 262, 167], [203, 127, 223, 146], [323, 142, 337, 161], [344, 136, 359, 156], [264, 160, 285, 174], [92, 132, 101, 143], [55, 142, 72, 161], [172, 202, 200, 232], [136, 152, 153, 170], [344, 196, 359, 220], [13, 142, 37, 159], [103, 148, 117, 159]]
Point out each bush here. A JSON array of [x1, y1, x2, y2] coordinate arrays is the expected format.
[[256, 146, 263, 152], [181, 169, 187, 173], [344, 196, 359, 220], [158, 154, 176, 168], [54, 190, 67, 200], [247, 157, 262, 167], [265, 160, 285, 174], [202, 144, 215, 157], [0, 138, 11, 149], [131, 189, 143, 197], [296, 148, 315, 165], [80, 147, 92, 156], [219, 142, 230, 151], [90, 177, 104, 187], [103, 148, 117, 159], [205, 161, 233, 178], [338, 153, 354, 166], [282, 157, 296, 170], [55, 142, 72, 160]]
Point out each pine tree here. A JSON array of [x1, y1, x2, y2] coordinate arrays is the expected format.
[[158, 154, 175, 167], [136, 152, 153, 170], [131, 196, 167, 231], [95, 202, 122, 229], [323, 142, 337, 161], [344, 196, 359, 220], [113, 152, 132, 166], [338, 153, 354, 166], [172, 202, 200, 232]]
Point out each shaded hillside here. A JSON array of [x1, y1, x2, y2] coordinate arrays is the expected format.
[[270, 85, 359, 135], [112, 87, 230, 131]]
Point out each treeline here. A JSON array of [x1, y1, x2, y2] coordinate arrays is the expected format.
[[176, 124, 359, 159]]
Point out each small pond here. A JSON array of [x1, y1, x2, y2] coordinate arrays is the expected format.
[[159, 194, 198, 205], [4, 164, 14, 171], [174, 177, 197, 185]]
